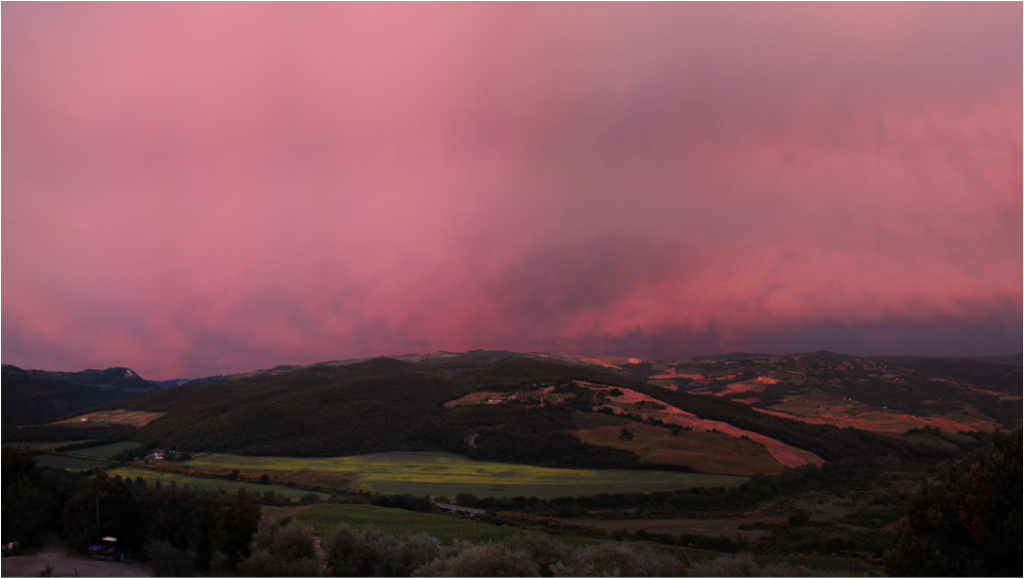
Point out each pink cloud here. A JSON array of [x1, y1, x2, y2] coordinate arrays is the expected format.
[[3, 3, 1020, 378]]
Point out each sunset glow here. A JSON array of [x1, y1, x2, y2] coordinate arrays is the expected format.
[[3, 3, 1020, 379]]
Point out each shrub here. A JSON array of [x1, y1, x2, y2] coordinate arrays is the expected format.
[[239, 519, 320, 576], [884, 425, 1022, 577], [321, 523, 399, 577], [787, 510, 811, 527], [687, 552, 841, 577], [146, 540, 196, 577], [414, 541, 540, 577], [380, 533, 445, 577], [550, 541, 679, 577], [502, 535, 572, 577]]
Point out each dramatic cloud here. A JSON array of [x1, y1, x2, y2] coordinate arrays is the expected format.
[[3, 3, 1020, 378]]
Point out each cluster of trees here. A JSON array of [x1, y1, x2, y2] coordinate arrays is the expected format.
[[27, 355, 949, 473], [453, 460, 875, 515], [214, 519, 682, 578], [1, 448, 262, 573], [884, 426, 1022, 577]]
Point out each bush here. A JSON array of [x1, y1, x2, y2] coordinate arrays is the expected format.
[[380, 533, 445, 577], [414, 541, 540, 577], [321, 523, 399, 577], [239, 519, 319, 576], [146, 540, 196, 577], [884, 425, 1022, 577], [550, 541, 679, 577], [687, 552, 835, 577], [787, 510, 811, 527], [502, 535, 572, 577]]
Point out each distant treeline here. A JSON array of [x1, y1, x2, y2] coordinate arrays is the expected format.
[[454, 460, 875, 514]]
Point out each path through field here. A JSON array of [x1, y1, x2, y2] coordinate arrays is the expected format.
[[0, 533, 153, 578]]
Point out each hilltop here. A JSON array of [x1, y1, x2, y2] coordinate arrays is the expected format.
[[1, 364, 157, 426], [5, 350, 1018, 476]]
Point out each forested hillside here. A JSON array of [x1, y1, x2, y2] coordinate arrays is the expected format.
[[1, 364, 156, 425], [6, 355, 971, 473]]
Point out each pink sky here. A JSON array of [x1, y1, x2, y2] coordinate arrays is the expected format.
[[3, 3, 1021, 379]]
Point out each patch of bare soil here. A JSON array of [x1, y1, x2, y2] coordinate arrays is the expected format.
[[1, 533, 153, 578]]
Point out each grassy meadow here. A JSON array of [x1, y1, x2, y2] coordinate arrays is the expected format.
[[72, 440, 141, 459], [186, 452, 748, 499], [33, 454, 110, 471], [103, 465, 327, 501], [2, 440, 96, 450]]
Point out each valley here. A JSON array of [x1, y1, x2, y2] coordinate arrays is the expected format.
[[3, 349, 1020, 576]]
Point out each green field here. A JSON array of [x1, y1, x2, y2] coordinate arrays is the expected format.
[[187, 452, 747, 499], [296, 504, 537, 544], [295, 505, 740, 570], [72, 441, 141, 459], [33, 454, 110, 471], [103, 466, 327, 501], [294, 504, 618, 549], [3, 441, 96, 450]]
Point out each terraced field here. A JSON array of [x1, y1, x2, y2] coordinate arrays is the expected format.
[[185, 452, 747, 499]]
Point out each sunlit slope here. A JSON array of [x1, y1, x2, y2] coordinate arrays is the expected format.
[[86, 356, 953, 474]]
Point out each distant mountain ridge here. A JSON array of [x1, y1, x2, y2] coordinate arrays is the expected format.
[[6, 349, 1019, 478], [1, 364, 157, 425]]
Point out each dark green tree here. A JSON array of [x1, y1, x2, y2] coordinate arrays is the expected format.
[[212, 487, 262, 568], [885, 425, 1022, 577], [63, 472, 145, 553], [1, 449, 53, 547]]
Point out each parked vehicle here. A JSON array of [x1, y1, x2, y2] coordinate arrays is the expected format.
[[88, 537, 131, 563]]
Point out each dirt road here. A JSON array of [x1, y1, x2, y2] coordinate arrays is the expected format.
[[1, 533, 153, 578]]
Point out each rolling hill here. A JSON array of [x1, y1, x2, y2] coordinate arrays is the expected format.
[[1, 364, 158, 426], [9, 350, 1018, 476]]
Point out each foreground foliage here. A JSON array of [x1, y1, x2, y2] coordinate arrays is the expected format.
[[238, 519, 683, 577], [884, 425, 1022, 577]]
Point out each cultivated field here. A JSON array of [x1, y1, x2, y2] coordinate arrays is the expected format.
[[51, 409, 165, 428], [185, 452, 747, 499], [33, 454, 110, 471], [755, 395, 1001, 434], [103, 465, 327, 500], [574, 422, 785, 476], [580, 385, 824, 470]]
